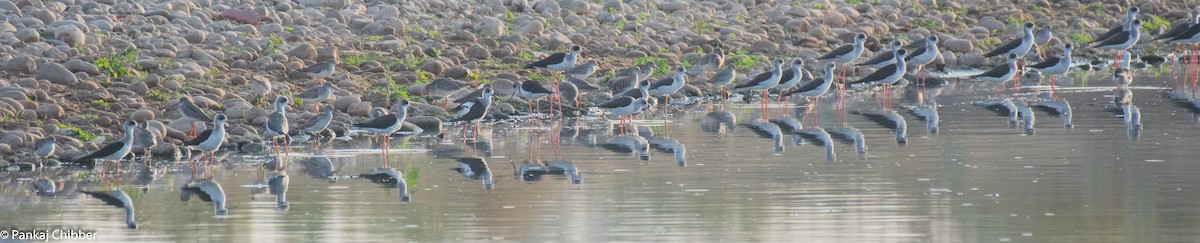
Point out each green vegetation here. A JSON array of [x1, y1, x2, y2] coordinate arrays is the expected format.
[[146, 89, 169, 101], [1068, 30, 1092, 44], [976, 37, 1002, 51], [94, 47, 140, 78], [343, 52, 388, 67], [911, 19, 941, 29], [517, 51, 534, 59], [1142, 15, 1171, 32], [284, 26, 295, 31], [939, 7, 967, 16], [264, 36, 283, 54], [90, 99, 110, 108], [56, 123, 98, 141], [1076, 2, 1103, 16], [881, 34, 910, 44], [812, 3, 829, 10], [1005, 14, 1033, 26], [634, 56, 671, 77], [394, 54, 431, 71], [504, 9, 515, 21], [404, 25, 443, 38], [728, 49, 769, 71]]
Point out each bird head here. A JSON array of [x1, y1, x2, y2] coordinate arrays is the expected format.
[[927, 35, 939, 45]]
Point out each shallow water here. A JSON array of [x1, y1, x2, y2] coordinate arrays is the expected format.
[[5, 72, 1200, 242]]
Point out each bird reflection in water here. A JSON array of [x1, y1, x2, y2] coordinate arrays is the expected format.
[[649, 136, 687, 167], [454, 157, 495, 190], [359, 167, 411, 202], [827, 126, 867, 159], [1033, 96, 1073, 129], [745, 118, 785, 154], [78, 189, 138, 229], [701, 107, 736, 136], [602, 134, 651, 160], [856, 109, 909, 145], [268, 171, 289, 210], [181, 178, 229, 216]]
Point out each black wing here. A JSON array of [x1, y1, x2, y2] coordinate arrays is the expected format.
[[973, 63, 1013, 79], [849, 63, 899, 85], [594, 97, 634, 109], [522, 80, 555, 94], [649, 76, 674, 89], [73, 141, 127, 165], [984, 38, 1022, 57], [353, 114, 399, 129], [1156, 23, 1192, 40], [858, 51, 895, 66], [734, 70, 774, 89], [1026, 57, 1062, 69], [786, 77, 827, 95], [778, 69, 797, 83], [183, 129, 216, 146], [79, 190, 128, 208], [267, 112, 287, 133], [1093, 30, 1130, 47], [1091, 25, 1124, 44], [1171, 24, 1200, 41], [817, 44, 855, 60], [524, 53, 567, 68], [905, 47, 929, 61]]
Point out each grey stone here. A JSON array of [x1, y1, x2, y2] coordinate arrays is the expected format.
[[36, 62, 77, 85], [65, 59, 100, 75], [2, 55, 36, 74], [36, 103, 63, 119], [285, 43, 317, 61]]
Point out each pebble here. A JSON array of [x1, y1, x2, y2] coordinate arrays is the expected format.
[[3, 55, 36, 74], [130, 109, 155, 122], [36, 103, 64, 119]]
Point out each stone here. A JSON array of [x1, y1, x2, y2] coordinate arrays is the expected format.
[[185, 31, 206, 44], [823, 12, 848, 27], [36, 61, 77, 85], [285, 43, 317, 61], [2, 55, 37, 74], [36, 103, 64, 119], [444, 67, 472, 79], [421, 60, 446, 75], [475, 17, 505, 38], [54, 24, 85, 47], [15, 28, 39, 43], [943, 38, 975, 53], [65, 59, 100, 75], [333, 95, 361, 111], [659, 0, 688, 12], [467, 46, 491, 59], [130, 109, 154, 122], [347, 101, 373, 116]]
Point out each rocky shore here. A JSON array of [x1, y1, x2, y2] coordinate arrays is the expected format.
[[0, 0, 1189, 168]]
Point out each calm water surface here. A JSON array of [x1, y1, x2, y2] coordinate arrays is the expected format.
[[4, 73, 1200, 242]]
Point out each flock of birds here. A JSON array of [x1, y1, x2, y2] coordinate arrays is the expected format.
[[15, 5, 1200, 230]]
